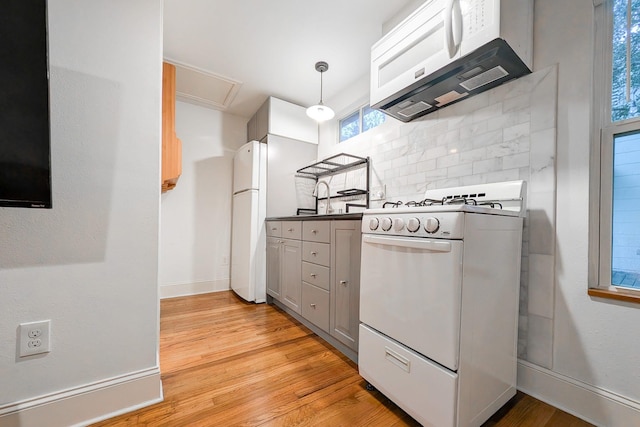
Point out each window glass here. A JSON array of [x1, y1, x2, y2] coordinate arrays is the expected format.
[[611, 0, 640, 122], [362, 105, 386, 132], [339, 111, 360, 142], [611, 130, 640, 289], [339, 105, 386, 142]]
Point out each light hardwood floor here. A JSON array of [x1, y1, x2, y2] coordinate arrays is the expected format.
[[91, 292, 593, 427]]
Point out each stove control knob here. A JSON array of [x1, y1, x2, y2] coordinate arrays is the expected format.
[[393, 218, 405, 232], [407, 217, 420, 232], [369, 217, 379, 231], [424, 217, 440, 233], [381, 217, 393, 231]]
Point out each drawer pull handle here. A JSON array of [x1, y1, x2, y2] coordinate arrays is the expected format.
[[287, 228, 294, 232], [271, 227, 277, 231], [311, 251, 317, 256], [310, 303, 316, 308], [385, 346, 411, 373], [310, 273, 317, 278], [340, 280, 348, 286], [312, 229, 317, 234]]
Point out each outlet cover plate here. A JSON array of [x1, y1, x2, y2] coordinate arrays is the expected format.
[[19, 320, 51, 357]]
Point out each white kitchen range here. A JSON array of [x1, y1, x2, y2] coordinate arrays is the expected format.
[[358, 180, 526, 427]]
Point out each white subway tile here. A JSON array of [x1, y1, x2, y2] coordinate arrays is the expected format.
[[473, 158, 502, 174], [416, 159, 437, 172], [503, 152, 530, 170], [504, 122, 531, 142], [459, 147, 488, 163], [471, 129, 503, 148], [486, 139, 530, 158], [472, 102, 503, 123], [436, 152, 460, 169], [460, 121, 489, 140], [527, 315, 553, 369], [447, 163, 473, 178]]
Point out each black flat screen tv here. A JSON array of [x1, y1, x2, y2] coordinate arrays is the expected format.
[[0, 0, 52, 208]]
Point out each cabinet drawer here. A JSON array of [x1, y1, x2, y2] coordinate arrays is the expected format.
[[301, 282, 330, 332], [266, 221, 282, 237], [302, 261, 330, 291], [303, 221, 330, 243], [281, 221, 302, 240], [302, 241, 330, 266]]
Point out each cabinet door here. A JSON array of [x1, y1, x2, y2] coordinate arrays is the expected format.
[[266, 237, 281, 299], [162, 62, 182, 192], [247, 114, 257, 142], [281, 238, 302, 314], [255, 99, 269, 142], [330, 221, 362, 351]]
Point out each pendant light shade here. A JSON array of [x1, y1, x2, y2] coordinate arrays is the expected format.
[[306, 61, 335, 122]]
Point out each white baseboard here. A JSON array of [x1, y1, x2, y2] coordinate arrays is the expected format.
[[0, 367, 162, 427], [160, 279, 229, 299], [517, 360, 640, 426]]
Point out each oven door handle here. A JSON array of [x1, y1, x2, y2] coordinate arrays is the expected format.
[[362, 234, 452, 252]]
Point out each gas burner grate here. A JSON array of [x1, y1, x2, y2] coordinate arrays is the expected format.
[[404, 198, 443, 207], [445, 197, 478, 205], [382, 197, 505, 209], [478, 201, 503, 209], [383, 201, 404, 208]]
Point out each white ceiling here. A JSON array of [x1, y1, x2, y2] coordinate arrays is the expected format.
[[163, 0, 418, 118]]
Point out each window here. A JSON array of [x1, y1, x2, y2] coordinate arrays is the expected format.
[[591, 0, 640, 300], [611, 0, 640, 121], [339, 104, 385, 142]]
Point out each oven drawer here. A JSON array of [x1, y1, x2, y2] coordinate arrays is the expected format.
[[302, 241, 330, 266], [359, 324, 457, 427]]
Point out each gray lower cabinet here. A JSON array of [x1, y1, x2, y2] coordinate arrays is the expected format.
[[266, 221, 302, 314], [330, 220, 361, 351], [266, 218, 361, 354]]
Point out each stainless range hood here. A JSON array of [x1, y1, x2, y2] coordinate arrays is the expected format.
[[374, 38, 531, 123]]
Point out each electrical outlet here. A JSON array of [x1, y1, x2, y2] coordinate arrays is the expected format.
[[19, 320, 51, 357], [370, 185, 386, 201]]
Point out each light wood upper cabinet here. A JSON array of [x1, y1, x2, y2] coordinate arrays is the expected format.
[[162, 62, 182, 192]]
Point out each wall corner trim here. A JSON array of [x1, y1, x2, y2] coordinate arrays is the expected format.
[[517, 359, 640, 426], [0, 367, 162, 427]]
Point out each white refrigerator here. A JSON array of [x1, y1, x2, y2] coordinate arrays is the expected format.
[[230, 140, 267, 303]]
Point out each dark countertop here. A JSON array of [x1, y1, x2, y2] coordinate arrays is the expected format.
[[266, 212, 363, 221]]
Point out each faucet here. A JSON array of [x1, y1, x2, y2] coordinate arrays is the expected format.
[[313, 180, 334, 214]]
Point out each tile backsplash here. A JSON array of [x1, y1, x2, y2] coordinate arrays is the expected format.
[[320, 65, 558, 368]]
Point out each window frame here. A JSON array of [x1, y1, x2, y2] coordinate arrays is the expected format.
[[589, 0, 640, 302], [338, 104, 385, 143]]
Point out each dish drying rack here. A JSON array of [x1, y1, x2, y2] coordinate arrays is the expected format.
[[295, 153, 370, 215]]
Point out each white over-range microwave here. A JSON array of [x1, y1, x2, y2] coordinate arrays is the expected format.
[[370, 0, 533, 122]]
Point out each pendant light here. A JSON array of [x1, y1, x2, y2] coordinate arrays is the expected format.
[[306, 61, 335, 122]]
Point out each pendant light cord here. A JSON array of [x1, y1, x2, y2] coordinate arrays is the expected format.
[[319, 70, 324, 104]]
